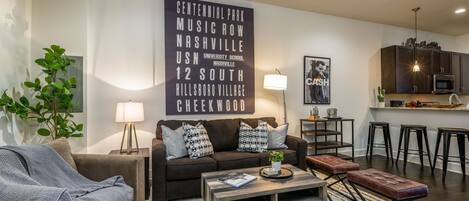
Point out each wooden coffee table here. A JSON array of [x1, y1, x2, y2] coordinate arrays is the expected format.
[[201, 164, 327, 201]]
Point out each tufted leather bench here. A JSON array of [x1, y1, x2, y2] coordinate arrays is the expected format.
[[305, 155, 360, 174], [347, 169, 428, 200], [306, 155, 360, 200]]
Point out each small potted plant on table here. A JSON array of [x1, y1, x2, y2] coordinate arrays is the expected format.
[[269, 151, 284, 172], [377, 86, 386, 108]]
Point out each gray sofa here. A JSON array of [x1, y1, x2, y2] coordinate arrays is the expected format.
[[152, 117, 308, 201]]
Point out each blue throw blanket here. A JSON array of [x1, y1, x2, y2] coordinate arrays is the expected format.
[[0, 144, 133, 201]]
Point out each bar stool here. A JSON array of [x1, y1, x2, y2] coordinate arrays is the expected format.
[[366, 122, 393, 162], [395, 125, 432, 171], [432, 127, 469, 179]]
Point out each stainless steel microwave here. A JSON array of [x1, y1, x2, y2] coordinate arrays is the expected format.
[[433, 74, 456, 94]]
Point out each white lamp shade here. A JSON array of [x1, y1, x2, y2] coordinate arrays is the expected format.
[[264, 74, 287, 90], [115, 102, 145, 123]]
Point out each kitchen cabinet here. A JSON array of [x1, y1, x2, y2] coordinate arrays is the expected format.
[[461, 54, 469, 94], [434, 51, 452, 74], [452, 53, 461, 93], [451, 53, 469, 94], [381, 45, 434, 93]]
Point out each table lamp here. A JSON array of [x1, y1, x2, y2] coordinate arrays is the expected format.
[[115, 101, 144, 154], [264, 69, 288, 124]]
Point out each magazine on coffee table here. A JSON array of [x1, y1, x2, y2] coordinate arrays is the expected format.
[[218, 172, 257, 188]]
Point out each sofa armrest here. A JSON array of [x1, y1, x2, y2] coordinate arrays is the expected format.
[[152, 138, 167, 201], [286, 135, 308, 170], [73, 154, 145, 201]]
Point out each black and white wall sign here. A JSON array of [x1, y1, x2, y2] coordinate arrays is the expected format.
[[165, 0, 255, 115], [304, 56, 331, 104]]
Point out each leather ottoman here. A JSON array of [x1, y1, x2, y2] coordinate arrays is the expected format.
[[347, 169, 428, 200], [306, 155, 360, 174], [306, 155, 360, 200]]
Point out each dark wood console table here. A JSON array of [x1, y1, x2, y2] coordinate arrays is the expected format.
[[300, 118, 355, 160]]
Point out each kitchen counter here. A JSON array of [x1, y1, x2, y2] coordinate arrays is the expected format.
[[370, 103, 469, 174], [370, 106, 469, 111]]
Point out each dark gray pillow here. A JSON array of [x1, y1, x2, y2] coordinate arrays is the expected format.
[[267, 124, 288, 149], [161, 125, 188, 160]]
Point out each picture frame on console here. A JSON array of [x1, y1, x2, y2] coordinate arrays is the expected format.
[[304, 56, 331, 104]]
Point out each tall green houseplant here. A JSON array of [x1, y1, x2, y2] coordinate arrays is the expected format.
[[0, 45, 83, 140]]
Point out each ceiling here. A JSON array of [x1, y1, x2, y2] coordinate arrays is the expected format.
[[248, 0, 469, 36]]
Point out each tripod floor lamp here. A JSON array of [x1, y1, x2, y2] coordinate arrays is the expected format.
[[115, 101, 144, 154]]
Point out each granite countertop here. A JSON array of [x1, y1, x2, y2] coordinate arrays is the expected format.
[[370, 106, 469, 111]]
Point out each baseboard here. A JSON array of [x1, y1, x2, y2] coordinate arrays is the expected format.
[[370, 149, 468, 175]]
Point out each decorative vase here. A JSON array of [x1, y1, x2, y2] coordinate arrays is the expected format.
[[271, 161, 281, 172], [378, 102, 385, 108]]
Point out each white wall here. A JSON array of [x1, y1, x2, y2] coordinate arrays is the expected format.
[[457, 34, 469, 53], [84, 0, 458, 153], [0, 0, 31, 146]]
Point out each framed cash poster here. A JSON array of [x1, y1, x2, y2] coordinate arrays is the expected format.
[[304, 56, 331, 104], [164, 0, 255, 115]]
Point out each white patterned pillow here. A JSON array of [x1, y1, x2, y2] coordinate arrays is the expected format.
[[182, 123, 214, 159], [237, 121, 269, 153]]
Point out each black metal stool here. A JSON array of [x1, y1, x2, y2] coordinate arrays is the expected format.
[[366, 122, 393, 162], [432, 127, 469, 179], [395, 125, 432, 171]]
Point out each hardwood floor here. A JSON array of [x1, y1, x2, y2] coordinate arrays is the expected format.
[[356, 155, 469, 201]]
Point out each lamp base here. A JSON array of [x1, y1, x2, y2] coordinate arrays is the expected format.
[[119, 123, 140, 154]]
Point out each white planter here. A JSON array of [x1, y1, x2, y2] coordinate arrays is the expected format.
[[271, 161, 282, 172], [378, 102, 385, 108]]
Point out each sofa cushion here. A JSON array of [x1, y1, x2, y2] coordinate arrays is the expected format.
[[267, 124, 288, 149], [161, 125, 188, 160], [166, 157, 217, 180], [211, 151, 259, 170], [204, 119, 240, 152], [182, 123, 214, 159], [237, 121, 269, 153], [47, 138, 77, 170], [257, 149, 298, 166], [156, 120, 201, 139]]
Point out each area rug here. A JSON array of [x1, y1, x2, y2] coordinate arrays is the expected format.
[[176, 170, 387, 201]]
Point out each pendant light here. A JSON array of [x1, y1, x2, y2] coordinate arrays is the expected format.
[[412, 7, 421, 72]]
